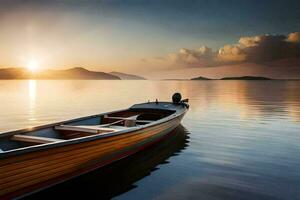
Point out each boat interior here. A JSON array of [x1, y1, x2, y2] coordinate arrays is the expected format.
[[0, 108, 175, 153]]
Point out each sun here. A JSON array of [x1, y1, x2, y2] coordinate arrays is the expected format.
[[27, 59, 39, 72]]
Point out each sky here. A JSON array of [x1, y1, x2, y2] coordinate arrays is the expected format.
[[0, 0, 300, 78]]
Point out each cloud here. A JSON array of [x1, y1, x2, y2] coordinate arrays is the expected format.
[[164, 32, 300, 68], [167, 46, 216, 67], [217, 44, 246, 63], [240, 34, 300, 62], [287, 32, 300, 43]]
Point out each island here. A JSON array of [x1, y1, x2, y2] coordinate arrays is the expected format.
[[191, 75, 273, 80], [220, 76, 272, 80]]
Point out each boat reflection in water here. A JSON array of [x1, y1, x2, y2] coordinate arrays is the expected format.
[[24, 125, 190, 199]]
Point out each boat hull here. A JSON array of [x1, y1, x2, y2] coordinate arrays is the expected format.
[[0, 114, 184, 199]]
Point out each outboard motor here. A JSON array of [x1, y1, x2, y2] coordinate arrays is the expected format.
[[172, 93, 182, 104], [172, 93, 189, 108]]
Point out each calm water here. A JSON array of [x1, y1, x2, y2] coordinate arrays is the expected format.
[[1, 80, 300, 200]]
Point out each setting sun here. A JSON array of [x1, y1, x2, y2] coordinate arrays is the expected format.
[[27, 59, 39, 72]]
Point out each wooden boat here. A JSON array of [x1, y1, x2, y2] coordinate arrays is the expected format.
[[28, 125, 189, 199], [0, 93, 189, 199]]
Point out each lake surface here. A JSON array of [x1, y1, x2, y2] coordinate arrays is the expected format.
[[0, 80, 300, 200]]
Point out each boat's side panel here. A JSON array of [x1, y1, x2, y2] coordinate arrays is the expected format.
[[0, 114, 184, 199]]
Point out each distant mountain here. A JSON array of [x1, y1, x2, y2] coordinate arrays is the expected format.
[[0, 68, 30, 79], [0, 67, 120, 80], [220, 76, 272, 80], [109, 71, 146, 80], [191, 76, 212, 80]]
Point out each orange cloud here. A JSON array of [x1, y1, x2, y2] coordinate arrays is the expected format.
[[167, 46, 216, 67], [287, 32, 300, 43], [217, 44, 246, 63]]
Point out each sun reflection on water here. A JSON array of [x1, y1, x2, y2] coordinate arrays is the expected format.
[[28, 80, 36, 122]]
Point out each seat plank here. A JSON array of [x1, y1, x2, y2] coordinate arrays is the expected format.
[[11, 135, 64, 144], [104, 115, 153, 121], [55, 124, 125, 134], [104, 115, 139, 120]]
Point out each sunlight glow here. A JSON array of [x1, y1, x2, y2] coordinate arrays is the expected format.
[[27, 59, 39, 72]]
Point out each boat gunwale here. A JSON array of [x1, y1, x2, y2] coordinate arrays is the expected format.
[[0, 103, 187, 158]]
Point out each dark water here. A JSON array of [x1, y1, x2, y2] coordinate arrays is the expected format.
[[0, 80, 299, 200]]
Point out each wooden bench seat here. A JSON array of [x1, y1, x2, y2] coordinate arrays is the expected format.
[[104, 115, 153, 124], [11, 134, 64, 144], [54, 115, 155, 135]]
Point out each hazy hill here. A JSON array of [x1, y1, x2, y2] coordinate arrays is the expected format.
[[109, 71, 146, 80], [191, 76, 212, 80], [0, 68, 30, 79], [0, 67, 120, 80]]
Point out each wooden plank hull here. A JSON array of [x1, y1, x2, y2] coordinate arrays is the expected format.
[[0, 114, 184, 199]]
